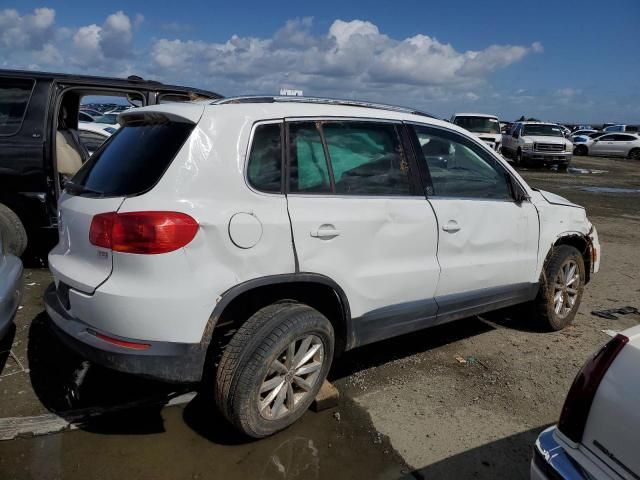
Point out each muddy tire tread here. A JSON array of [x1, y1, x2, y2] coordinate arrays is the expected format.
[[533, 245, 585, 331], [0, 204, 28, 256], [215, 302, 333, 437]]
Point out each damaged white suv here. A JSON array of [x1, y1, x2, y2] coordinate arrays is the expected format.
[[45, 97, 600, 438]]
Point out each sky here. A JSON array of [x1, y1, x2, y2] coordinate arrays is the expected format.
[[1, 1, 639, 123]]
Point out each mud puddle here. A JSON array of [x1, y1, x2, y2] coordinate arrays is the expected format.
[[581, 186, 640, 194], [0, 396, 407, 480], [566, 167, 608, 175]]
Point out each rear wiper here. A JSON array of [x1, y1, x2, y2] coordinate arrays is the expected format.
[[64, 181, 104, 197]]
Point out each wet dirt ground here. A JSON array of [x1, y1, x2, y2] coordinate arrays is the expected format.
[[1, 155, 639, 479]]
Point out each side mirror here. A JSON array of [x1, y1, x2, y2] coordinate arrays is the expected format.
[[515, 190, 530, 204]]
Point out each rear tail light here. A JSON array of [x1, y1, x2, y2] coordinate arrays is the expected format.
[[89, 211, 198, 254], [558, 334, 628, 444]]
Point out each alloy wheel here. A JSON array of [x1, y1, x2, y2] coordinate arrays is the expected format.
[[258, 335, 325, 420], [553, 260, 580, 319]]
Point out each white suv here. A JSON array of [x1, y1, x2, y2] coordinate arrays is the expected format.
[[45, 97, 600, 438], [502, 121, 573, 169]]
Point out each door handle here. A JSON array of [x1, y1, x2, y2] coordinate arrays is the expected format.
[[442, 221, 461, 233], [310, 225, 341, 239]]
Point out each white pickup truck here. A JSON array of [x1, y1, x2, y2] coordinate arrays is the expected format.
[[502, 121, 573, 169], [450, 113, 502, 152]]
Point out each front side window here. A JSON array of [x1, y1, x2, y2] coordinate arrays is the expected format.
[[0, 77, 34, 135], [323, 122, 411, 196], [247, 123, 282, 193], [413, 125, 512, 200]]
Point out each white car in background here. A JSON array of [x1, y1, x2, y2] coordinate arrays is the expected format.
[[603, 124, 639, 133], [571, 129, 598, 142], [532, 326, 640, 479], [573, 133, 640, 159], [450, 113, 502, 152], [78, 122, 113, 156], [90, 113, 121, 132]]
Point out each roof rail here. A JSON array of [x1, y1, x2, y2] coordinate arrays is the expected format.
[[212, 96, 435, 118]]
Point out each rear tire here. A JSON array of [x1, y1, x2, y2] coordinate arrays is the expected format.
[[0, 204, 28, 256], [515, 149, 523, 167], [629, 148, 640, 160], [215, 302, 334, 438], [574, 145, 588, 156], [532, 245, 585, 331]]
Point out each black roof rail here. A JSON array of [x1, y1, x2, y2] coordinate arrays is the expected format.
[[212, 96, 435, 118]]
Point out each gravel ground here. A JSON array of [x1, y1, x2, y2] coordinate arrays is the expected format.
[[0, 155, 638, 479]]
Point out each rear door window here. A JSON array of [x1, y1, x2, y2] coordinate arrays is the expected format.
[[69, 119, 194, 197], [0, 77, 35, 135], [322, 122, 411, 195], [288, 122, 331, 193]]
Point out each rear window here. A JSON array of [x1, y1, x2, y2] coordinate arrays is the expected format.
[[0, 77, 35, 135], [69, 120, 194, 197]]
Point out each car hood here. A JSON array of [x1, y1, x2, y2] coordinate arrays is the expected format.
[[537, 189, 582, 208], [522, 135, 571, 145], [471, 132, 501, 141]]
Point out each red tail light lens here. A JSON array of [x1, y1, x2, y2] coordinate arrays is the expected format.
[[89, 211, 198, 254], [558, 334, 628, 443]]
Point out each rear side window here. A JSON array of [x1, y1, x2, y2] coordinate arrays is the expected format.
[[0, 78, 34, 135], [247, 123, 282, 193], [70, 120, 194, 197], [289, 122, 331, 193], [323, 122, 411, 195]]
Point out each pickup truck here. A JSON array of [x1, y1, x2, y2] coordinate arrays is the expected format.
[[450, 113, 502, 152], [502, 121, 573, 170]]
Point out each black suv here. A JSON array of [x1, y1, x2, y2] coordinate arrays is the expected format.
[[0, 69, 221, 257]]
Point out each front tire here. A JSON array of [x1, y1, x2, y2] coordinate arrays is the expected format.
[[533, 245, 585, 331], [629, 148, 640, 160], [215, 302, 334, 438], [574, 145, 588, 156], [0, 204, 28, 256]]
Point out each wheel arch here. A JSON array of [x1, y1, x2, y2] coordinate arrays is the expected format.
[[203, 273, 353, 359], [545, 233, 593, 284]]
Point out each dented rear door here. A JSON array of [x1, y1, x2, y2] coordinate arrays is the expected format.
[[285, 119, 440, 345]]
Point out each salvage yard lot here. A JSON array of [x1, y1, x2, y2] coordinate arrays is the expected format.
[[1, 156, 639, 479]]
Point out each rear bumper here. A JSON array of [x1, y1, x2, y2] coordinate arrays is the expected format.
[[44, 283, 207, 383], [0, 255, 23, 339], [531, 426, 616, 480]]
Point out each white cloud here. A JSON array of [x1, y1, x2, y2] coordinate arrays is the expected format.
[[1, 8, 560, 119], [134, 14, 144, 29], [69, 11, 134, 64], [147, 19, 540, 96], [0, 7, 55, 50], [556, 87, 580, 98]]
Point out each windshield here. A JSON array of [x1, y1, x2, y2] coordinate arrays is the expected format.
[[522, 124, 564, 137], [93, 114, 119, 125], [453, 116, 500, 134]]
